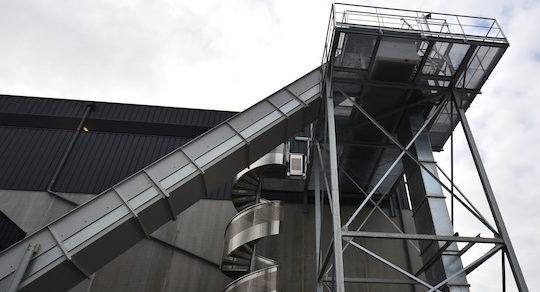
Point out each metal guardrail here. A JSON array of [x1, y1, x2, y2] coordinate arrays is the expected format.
[[220, 200, 283, 290], [222, 265, 278, 292], [224, 201, 283, 257], [322, 3, 508, 76], [221, 158, 284, 290]]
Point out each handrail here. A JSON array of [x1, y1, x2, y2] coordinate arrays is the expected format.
[[326, 3, 507, 44], [226, 200, 282, 228], [222, 265, 278, 292]]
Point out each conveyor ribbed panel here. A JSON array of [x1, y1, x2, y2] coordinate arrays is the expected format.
[[0, 68, 322, 292]]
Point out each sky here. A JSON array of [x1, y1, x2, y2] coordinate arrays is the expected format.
[[0, 0, 538, 290]]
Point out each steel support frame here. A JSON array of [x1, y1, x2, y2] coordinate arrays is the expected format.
[[452, 90, 529, 291], [338, 88, 498, 235], [320, 92, 469, 291], [312, 87, 528, 291], [314, 84, 448, 290], [314, 6, 522, 290]]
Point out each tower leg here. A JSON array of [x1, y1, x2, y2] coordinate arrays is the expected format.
[[325, 89, 345, 292], [453, 93, 529, 292]]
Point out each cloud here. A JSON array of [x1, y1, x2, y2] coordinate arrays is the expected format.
[[0, 0, 538, 290]]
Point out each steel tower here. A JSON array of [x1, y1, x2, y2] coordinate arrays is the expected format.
[[313, 4, 527, 292]]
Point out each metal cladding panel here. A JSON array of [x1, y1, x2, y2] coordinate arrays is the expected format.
[[0, 127, 72, 191], [53, 133, 190, 194], [0, 94, 237, 195]]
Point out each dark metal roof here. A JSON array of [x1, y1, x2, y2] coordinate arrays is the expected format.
[[0, 95, 236, 198], [0, 95, 234, 126]]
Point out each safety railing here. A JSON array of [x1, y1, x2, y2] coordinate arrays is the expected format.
[[322, 3, 508, 75]]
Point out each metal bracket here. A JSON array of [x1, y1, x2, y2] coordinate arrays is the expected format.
[[457, 234, 481, 257], [224, 121, 251, 167], [111, 188, 150, 238], [142, 170, 176, 221], [265, 99, 290, 144], [284, 87, 309, 128], [47, 226, 92, 278], [284, 87, 309, 108], [179, 149, 209, 197], [415, 235, 455, 276], [265, 100, 290, 119]]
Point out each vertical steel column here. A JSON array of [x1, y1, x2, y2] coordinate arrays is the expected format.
[[314, 159, 324, 292], [398, 111, 469, 291], [453, 95, 529, 292], [325, 81, 345, 292]]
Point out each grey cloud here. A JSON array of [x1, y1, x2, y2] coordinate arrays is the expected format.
[[0, 0, 538, 290]]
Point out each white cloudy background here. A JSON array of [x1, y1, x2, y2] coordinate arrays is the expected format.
[[0, 0, 538, 291]]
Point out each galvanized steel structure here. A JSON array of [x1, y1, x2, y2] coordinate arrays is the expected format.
[[313, 3, 527, 292]]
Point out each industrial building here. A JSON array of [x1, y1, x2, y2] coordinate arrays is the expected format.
[[0, 4, 529, 292]]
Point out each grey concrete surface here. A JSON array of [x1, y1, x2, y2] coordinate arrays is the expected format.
[[0, 190, 93, 234], [257, 203, 422, 292], [1, 190, 422, 292]]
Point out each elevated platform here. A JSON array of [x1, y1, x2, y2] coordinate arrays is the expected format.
[[321, 3, 508, 195]]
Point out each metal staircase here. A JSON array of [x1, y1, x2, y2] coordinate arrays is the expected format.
[[221, 149, 286, 291], [231, 145, 286, 211], [221, 200, 282, 290], [231, 172, 263, 212]]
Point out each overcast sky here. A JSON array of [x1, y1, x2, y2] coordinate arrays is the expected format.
[[0, 0, 538, 290]]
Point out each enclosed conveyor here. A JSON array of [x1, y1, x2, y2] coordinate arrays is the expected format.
[[0, 69, 322, 292]]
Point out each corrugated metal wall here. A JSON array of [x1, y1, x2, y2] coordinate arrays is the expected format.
[[54, 133, 191, 194], [0, 95, 236, 198]]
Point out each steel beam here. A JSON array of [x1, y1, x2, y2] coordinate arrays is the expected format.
[[324, 277, 418, 285], [142, 170, 176, 221], [7, 244, 39, 292], [340, 88, 497, 234], [325, 83, 345, 292], [224, 121, 252, 167], [348, 241, 442, 292], [333, 77, 480, 94], [314, 160, 324, 292], [453, 92, 529, 292], [342, 93, 445, 227], [341, 231, 503, 244], [340, 169, 421, 252], [427, 245, 503, 292]]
